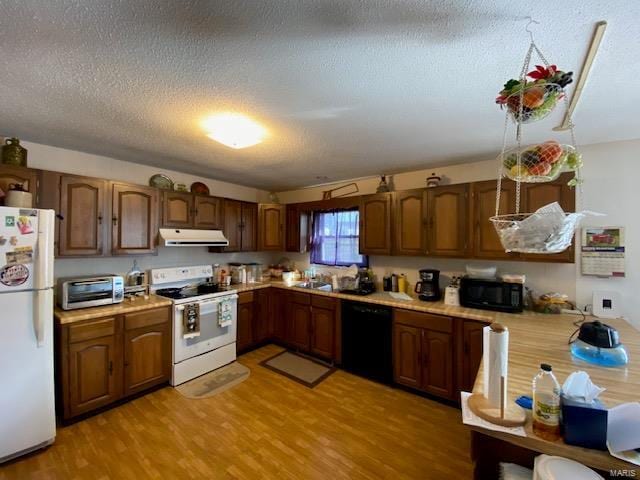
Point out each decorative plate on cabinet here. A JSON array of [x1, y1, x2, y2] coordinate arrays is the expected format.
[[190, 182, 210, 195], [149, 174, 174, 190]]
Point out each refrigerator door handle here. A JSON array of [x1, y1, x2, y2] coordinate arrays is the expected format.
[[34, 289, 46, 347], [35, 210, 55, 290]]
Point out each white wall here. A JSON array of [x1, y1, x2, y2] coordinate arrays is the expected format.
[[574, 140, 639, 327], [14, 141, 275, 279], [279, 139, 640, 327]]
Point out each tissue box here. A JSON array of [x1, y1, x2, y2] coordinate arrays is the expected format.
[[561, 395, 608, 450]]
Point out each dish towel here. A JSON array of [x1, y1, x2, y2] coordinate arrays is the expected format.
[[218, 299, 233, 327]]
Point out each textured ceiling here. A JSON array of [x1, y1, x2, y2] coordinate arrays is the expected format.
[[0, 1, 639, 190]]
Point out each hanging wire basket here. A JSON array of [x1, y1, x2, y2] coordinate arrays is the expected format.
[[490, 203, 585, 254], [502, 141, 576, 183], [503, 82, 563, 124], [490, 30, 590, 254]]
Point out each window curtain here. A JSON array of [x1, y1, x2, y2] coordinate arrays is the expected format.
[[310, 208, 368, 267]]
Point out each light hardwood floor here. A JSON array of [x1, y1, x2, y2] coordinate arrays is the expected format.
[[1, 345, 472, 479]]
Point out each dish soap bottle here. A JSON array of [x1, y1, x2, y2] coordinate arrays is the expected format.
[[532, 363, 561, 441]]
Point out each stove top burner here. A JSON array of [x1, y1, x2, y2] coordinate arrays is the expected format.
[[155, 284, 228, 300]]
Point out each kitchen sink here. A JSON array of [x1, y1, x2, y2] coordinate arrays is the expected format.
[[294, 281, 332, 292]]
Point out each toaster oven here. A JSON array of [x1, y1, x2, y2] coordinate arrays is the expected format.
[[57, 275, 125, 310], [459, 277, 524, 313]]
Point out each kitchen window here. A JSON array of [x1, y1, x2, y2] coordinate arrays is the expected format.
[[310, 209, 368, 267]]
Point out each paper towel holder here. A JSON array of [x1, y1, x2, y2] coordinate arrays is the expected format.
[[467, 323, 526, 427]]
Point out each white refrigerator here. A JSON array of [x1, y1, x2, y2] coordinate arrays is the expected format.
[[0, 207, 56, 463]]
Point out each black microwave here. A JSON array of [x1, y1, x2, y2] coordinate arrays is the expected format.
[[459, 277, 524, 313]]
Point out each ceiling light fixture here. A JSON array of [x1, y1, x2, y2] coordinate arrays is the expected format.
[[202, 113, 267, 149]]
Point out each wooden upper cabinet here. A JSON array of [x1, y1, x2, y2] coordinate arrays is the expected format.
[[426, 184, 469, 257], [521, 172, 576, 262], [162, 191, 193, 228], [471, 180, 521, 261], [258, 204, 285, 251], [194, 196, 222, 229], [359, 193, 392, 255], [241, 202, 258, 252], [0, 165, 39, 206], [393, 323, 422, 389], [59, 175, 108, 256], [392, 189, 427, 256], [222, 199, 242, 251], [111, 183, 159, 255], [286, 204, 309, 253]]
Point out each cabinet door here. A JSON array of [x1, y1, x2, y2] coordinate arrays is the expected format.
[[123, 308, 171, 396], [310, 306, 335, 360], [272, 290, 288, 341], [162, 191, 193, 228], [59, 176, 108, 256], [241, 202, 258, 251], [237, 301, 254, 353], [253, 289, 270, 343], [111, 183, 159, 255], [426, 184, 469, 257], [194, 196, 222, 229], [285, 204, 309, 253], [359, 193, 392, 255], [521, 173, 576, 262], [461, 321, 487, 393], [422, 329, 454, 399], [392, 189, 427, 256], [0, 165, 39, 206], [258, 204, 285, 251], [471, 180, 521, 260], [289, 302, 311, 352], [222, 199, 242, 252], [68, 333, 120, 416], [393, 323, 422, 389]]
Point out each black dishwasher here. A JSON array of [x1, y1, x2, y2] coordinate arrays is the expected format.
[[341, 301, 393, 384]]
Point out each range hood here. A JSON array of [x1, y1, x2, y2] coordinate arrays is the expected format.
[[159, 228, 229, 247]]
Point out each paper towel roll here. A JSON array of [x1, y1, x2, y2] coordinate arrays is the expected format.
[[483, 323, 509, 408]]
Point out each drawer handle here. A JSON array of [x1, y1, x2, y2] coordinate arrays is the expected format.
[[109, 360, 113, 375]]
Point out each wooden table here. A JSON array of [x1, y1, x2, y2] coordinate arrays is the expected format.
[[467, 312, 640, 478]]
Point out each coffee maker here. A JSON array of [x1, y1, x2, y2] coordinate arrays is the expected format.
[[415, 269, 441, 301]]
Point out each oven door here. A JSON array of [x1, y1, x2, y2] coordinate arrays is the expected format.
[[173, 295, 238, 363]]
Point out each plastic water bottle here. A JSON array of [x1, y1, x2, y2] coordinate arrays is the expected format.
[[532, 363, 561, 441]]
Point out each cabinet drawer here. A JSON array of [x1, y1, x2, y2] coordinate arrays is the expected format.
[[124, 307, 170, 330], [68, 317, 117, 343], [290, 291, 311, 305], [238, 291, 254, 304], [394, 309, 452, 334], [311, 295, 336, 310]]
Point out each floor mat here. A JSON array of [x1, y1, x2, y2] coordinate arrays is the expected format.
[[260, 350, 335, 388], [176, 362, 250, 399]]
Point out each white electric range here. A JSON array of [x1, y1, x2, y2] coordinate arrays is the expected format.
[[150, 265, 238, 386]]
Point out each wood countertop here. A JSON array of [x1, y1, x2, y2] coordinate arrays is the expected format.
[[54, 294, 173, 325], [470, 313, 640, 471]]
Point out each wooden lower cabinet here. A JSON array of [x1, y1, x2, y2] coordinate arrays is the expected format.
[[393, 309, 456, 400], [68, 333, 120, 417], [289, 301, 312, 351], [459, 320, 488, 393], [57, 307, 171, 420], [123, 308, 171, 396], [254, 289, 271, 343], [236, 292, 255, 353], [310, 297, 336, 360], [393, 323, 422, 389]]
